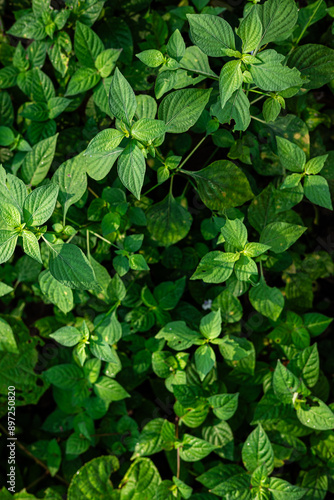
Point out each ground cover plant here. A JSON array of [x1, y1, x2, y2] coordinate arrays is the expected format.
[[0, 0, 334, 497]]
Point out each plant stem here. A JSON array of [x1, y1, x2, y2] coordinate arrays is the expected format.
[[251, 115, 267, 124], [177, 136, 207, 172], [250, 95, 266, 105], [88, 186, 99, 198], [0, 423, 69, 486], [88, 230, 119, 249], [179, 65, 219, 81]]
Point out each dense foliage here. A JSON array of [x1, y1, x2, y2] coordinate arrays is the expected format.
[[1, 0, 334, 498]]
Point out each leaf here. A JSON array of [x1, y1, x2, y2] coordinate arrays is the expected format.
[[117, 141, 145, 199], [303, 313, 333, 336], [269, 478, 306, 500], [119, 458, 161, 499], [0, 282, 13, 297], [221, 218, 247, 250], [95, 48, 121, 78], [166, 29, 186, 62], [44, 363, 83, 389], [243, 243, 271, 257], [234, 255, 258, 282], [65, 68, 101, 97], [186, 14, 235, 57], [191, 251, 239, 284], [132, 419, 165, 458], [22, 231, 42, 264], [263, 97, 281, 123], [276, 136, 306, 173], [273, 360, 301, 404], [0, 203, 21, 228], [304, 175, 333, 210], [287, 44, 334, 89], [68, 456, 119, 500], [297, 397, 334, 430], [195, 344, 216, 381], [260, 222, 306, 253], [47, 438, 61, 477], [186, 160, 254, 210], [21, 134, 58, 186], [74, 21, 104, 68], [146, 193, 192, 247], [158, 88, 212, 133], [237, 7, 263, 53], [48, 242, 100, 291], [94, 376, 130, 402], [249, 280, 284, 321], [242, 424, 274, 474], [39, 270, 74, 314], [250, 50, 303, 92], [219, 60, 243, 109], [131, 118, 166, 143], [109, 68, 137, 126], [129, 254, 149, 271], [7, 13, 46, 41], [23, 184, 59, 227], [180, 434, 218, 462], [211, 89, 251, 132], [208, 393, 239, 421], [296, 344, 320, 388], [0, 230, 18, 264], [0, 317, 18, 354], [136, 49, 165, 67], [200, 309, 221, 339], [257, 0, 299, 47], [18, 68, 55, 102], [53, 154, 87, 223]]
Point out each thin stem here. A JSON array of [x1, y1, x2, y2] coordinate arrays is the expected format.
[[88, 186, 99, 198], [251, 115, 267, 124], [169, 175, 174, 195], [175, 417, 180, 479], [177, 136, 207, 172], [26, 472, 48, 491], [0, 423, 69, 486], [295, 0, 322, 46], [88, 230, 119, 249], [143, 182, 161, 197], [86, 230, 90, 262], [202, 146, 219, 168], [250, 95, 266, 105]]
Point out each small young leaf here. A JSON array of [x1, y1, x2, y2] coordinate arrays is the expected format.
[[242, 424, 274, 474], [23, 184, 59, 227], [109, 68, 137, 126], [304, 175, 333, 210], [117, 141, 145, 199]]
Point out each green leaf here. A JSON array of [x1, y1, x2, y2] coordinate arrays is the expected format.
[[243, 243, 270, 257], [211, 89, 251, 132], [65, 68, 101, 97], [39, 270, 74, 314], [136, 49, 165, 68], [66, 432, 90, 456], [234, 255, 258, 282], [269, 477, 306, 500], [287, 44, 334, 89], [94, 376, 129, 403], [242, 424, 274, 474], [7, 13, 46, 41], [200, 309, 221, 339], [0, 126, 15, 146], [180, 434, 218, 462], [186, 14, 235, 57], [260, 222, 306, 253], [0, 203, 21, 228], [146, 193, 192, 247], [305, 155, 328, 175], [18, 68, 55, 102], [68, 456, 119, 500], [53, 154, 87, 224], [132, 419, 166, 458], [281, 173, 303, 190], [119, 458, 161, 499], [276, 136, 306, 173], [208, 393, 239, 421], [263, 98, 281, 123], [273, 360, 301, 404], [47, 438, 61, 477], [221, 218, 247, 250], [158, 88, 212, 133], [117, 141, 145, 199], [74, 21, 104, 68], [257, 0, 299, 47], [304, 175, 333, 210], [0, 230, 18, 264], [0, 67, 19, 89], [195, 344, 216, 381], [219, 60, 243, 109], [156, 321, 200, 351], [48, 97, 70, 119], [22, 230, 42, 264], [128, 254, 149, 271], [296, 344, 320, 388], [296, 397, 334, 431], [249, 280, 284, 321], [23, 184, 59, 227], [0, 282, 13, 297], [250, 50, 303, 92], [191, 251, 239, 283], [303, 313, 333, 336], [21, 134, 58, 186], [95, 48, 121, 78], [109, 68, 137, 126], [48, 242, 100, 291], [237, 7, 263, 53], [0, 317, 18, 353], [44, 363, 83, 389], [131, 118, 166, 143], [166, 29, 186, 62], [186, 160, 254, 210]]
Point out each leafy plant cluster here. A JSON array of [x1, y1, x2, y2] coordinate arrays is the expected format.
[[1, 0, 334, 498]]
